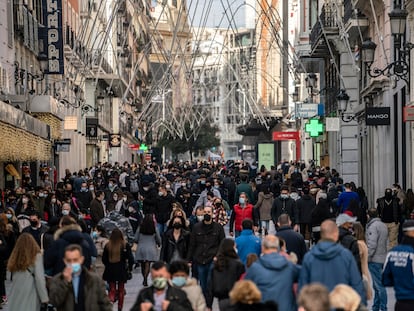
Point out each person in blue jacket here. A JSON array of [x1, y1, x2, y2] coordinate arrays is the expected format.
[[298, 219, 365, 303], [235, 219, 261, 265], [382, 219, 414, 311], [245, 235, 299, 311]]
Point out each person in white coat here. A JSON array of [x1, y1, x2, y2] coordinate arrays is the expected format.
[[7, 233, 48, 310]]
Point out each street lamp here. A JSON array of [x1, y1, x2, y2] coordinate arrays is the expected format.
[[361, 5, 414, 85], [336, 89, 355, 123]]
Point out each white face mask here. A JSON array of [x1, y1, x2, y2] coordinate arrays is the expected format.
[[197, 216, 204, 222]]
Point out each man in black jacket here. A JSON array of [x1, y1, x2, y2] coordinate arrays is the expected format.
[[156, 185, 176, 234], [276, 214, 308, 264], [377, 188, 401, 249], [272, 186, 299, 231], [131, 261, 192, 311], [187, 205, 225, 298], [296, 187, 316, 241]]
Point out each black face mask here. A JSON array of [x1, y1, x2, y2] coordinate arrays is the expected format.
[[30, 221, 38, 228], [173, 222, 182, 229], [385, 192, 393, 200], [204, 214, 212, 222]]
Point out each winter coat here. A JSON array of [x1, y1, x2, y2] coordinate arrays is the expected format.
[[311, 199, 332, 227], [298, 241, 365, 302], [365, 217, 388, 264], [44, 224, 92, 275], [8, 253, 48, 311], [179, 278, 206, 311], [296, 194, 316, 224], [134, 229, 161, 262], [271, 197, 298, 225], [206, 257, 245, 307], [130, 286, 193, 311], [234, 182, 255, 204], [235, 229, 261, 264], [377, 197, 401, 223], [382, 236, 414, 301], [160, 229, 190, 263], [102, 243, 134, 282], [187, 221, 225, 264], [254, 192, 273, 220], [48, 267, 112, 311], [90, 198, 105, 226], [245, 252, 299, 311], [276, 226, 308, 264], [155, 194, 175, 224], [229, 203, 259, 232]]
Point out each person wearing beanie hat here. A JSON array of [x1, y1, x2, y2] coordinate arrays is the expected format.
[[383, 219, 414, 310], [336, 213, 362, 276]]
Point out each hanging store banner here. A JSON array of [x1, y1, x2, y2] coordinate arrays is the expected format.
[[39, 0, 64, 74], [86, 118, 98, 138], [109, 134, 121, 147], [366, 107, 390, 125]]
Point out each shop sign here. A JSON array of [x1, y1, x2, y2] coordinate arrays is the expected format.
[[366, 107, 390, 125], [109, 134, 121, 147]]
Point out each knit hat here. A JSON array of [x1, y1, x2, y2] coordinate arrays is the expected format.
[[402, 219, 414, 232], [336, 213, 357, 226]]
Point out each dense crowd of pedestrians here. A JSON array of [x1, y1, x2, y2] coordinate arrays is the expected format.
[[0, 159, 414, 310]]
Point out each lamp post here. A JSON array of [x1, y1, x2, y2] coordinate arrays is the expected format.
[[361, 5, 414, 85]]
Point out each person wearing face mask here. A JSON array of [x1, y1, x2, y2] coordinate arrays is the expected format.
[[49, 244, 112, 311], [141, 181, 158, 215], [90, 191, 106, 227], [74, 182, 93, 211], [229, 193, 259, 237], [104, 178, 120, 203], [160, 216, 190, 264], [187, 206, 225, 299], [91, 225, 109, 278], [169, 260, 206, 311], [377, 188, 401, 249], [195, 178, 222, 208], [271, 186, 299, 231], [155, 185, 176, 234], [22, 211, 49, 247], [15, 194, 34, 217], [45, 194, 62, 221], [131, 261, 193, 311], [234, 175, 255, 206]]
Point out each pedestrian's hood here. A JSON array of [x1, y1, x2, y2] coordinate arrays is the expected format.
[[311, 241, 343, 260], [259, 253, 289, 270]]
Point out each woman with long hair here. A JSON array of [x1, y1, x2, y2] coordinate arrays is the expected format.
[[7, 233, 48, 310], [102, 228, 134, 311], [160, 216, 190, 263], [134, 214, 161, 286], [207, 238, 245, 311], [353, 222, 373, 302]]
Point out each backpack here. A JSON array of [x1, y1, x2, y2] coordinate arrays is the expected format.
[[130, 179, 139, 193]]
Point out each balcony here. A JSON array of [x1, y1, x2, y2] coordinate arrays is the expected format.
[[343, 0, 369, 40], [309, 4, 339, 57], [64, 25, 92, 69]]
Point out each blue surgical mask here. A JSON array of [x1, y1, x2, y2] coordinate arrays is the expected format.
[[172, 276, 187, 287], [6, 214, 12, 220], [62, 210, 69, 216], [92, 231, 98, 239], [70, 263, 81, 274], [239, 197, 245, 205]]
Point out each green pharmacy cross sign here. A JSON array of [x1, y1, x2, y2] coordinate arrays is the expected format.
[[305, 119, 324, 137], [139, 144, 148, 151]]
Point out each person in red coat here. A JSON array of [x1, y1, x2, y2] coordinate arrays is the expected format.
[[229, 192, 259, 237]]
